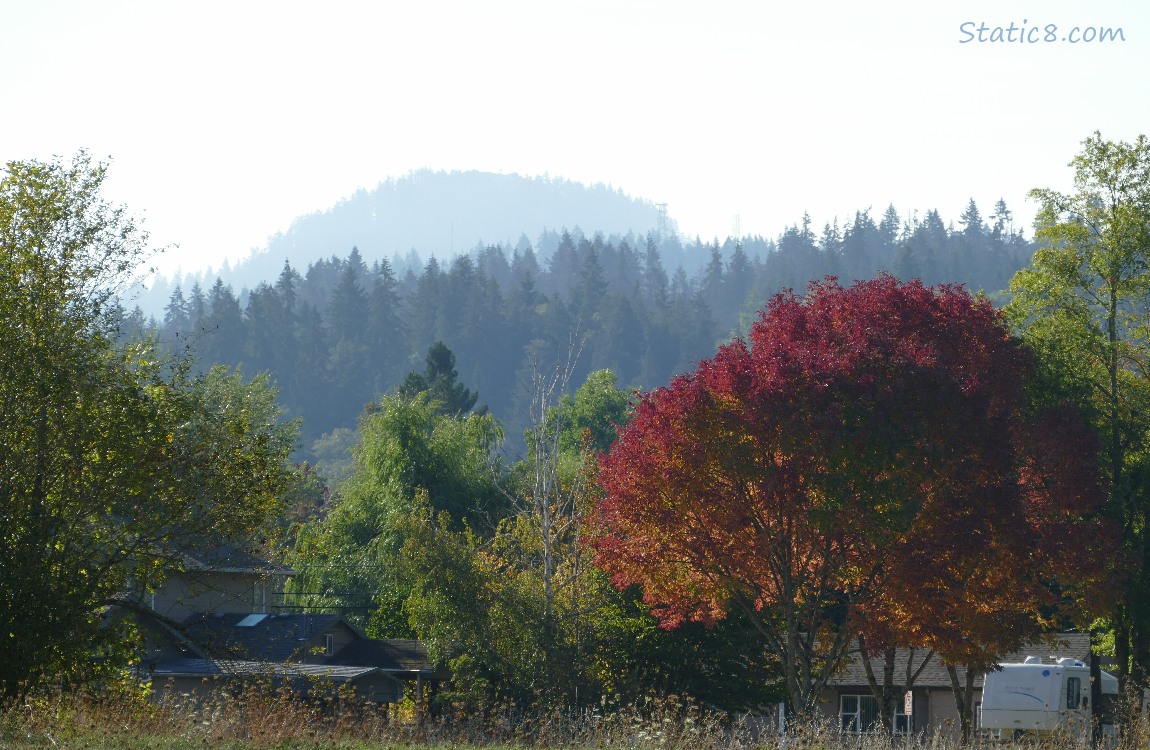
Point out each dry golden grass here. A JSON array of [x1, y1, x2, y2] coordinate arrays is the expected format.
[[3, 682, 1148, 750]]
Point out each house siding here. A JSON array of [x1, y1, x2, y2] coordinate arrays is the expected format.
[[927, 687, 965, 739], [151, 571, 289, 621]]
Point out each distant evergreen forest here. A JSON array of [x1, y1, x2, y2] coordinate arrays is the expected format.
[[119, 199, 1034, 463], [137, 170, 670, 308]]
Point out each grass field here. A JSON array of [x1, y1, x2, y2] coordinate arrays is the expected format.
[[3, 684, 1147, 750]]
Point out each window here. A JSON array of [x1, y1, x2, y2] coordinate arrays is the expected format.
[[324, 634, 335, 657], [1066, 676, 1082, 710], [840, 694, 911, 733], [253, 582, 267, 614]]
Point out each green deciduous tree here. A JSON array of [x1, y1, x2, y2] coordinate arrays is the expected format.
[[551, 369, 630, 456], [287, 392, 504, 633], [0, 153, 296, 695], [401, 365, 629, 707], [1006, 131, 1150, 685]]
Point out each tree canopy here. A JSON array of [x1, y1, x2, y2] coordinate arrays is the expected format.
[[140, 196, 1036, 459], [0, 153, 296, 695], [399, 341, 485, 417], [288, 390, 504, 636], [593, 275, 1112, 720], [1007, 131, 1150, 684]]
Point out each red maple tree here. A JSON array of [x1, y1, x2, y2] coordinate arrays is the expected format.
[[592, 275, 1113, 721]]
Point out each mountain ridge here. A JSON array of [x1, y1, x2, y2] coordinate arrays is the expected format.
[[147, 169, 666, 299]]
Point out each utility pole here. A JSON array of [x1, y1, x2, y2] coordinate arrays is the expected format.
[[655, 203, 669, 237]]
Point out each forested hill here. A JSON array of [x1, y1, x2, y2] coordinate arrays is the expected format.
[[141, 170, 670, 311], [128, 198, 1034, 464]]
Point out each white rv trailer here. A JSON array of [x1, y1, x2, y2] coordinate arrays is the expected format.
[[980, 656, 1119, 737]]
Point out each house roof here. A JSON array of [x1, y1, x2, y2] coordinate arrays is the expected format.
[[829, 633, 1092, 689], [130, 605, 209, 662], [174, 543, 294, 576], [328, 638, 446, 677], [141, 611, 449, 686], [151, 657, 387, 682], [182, 612, 351, 662]]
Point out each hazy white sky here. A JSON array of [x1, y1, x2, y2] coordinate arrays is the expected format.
[[2, 0, 1148, 278]]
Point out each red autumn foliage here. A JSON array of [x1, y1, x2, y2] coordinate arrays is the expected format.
[[592, 275, 1114, 713]]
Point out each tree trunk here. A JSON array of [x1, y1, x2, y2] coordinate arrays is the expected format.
[[1116, 607, 1131, 686], [946, 664, 979, 744], [858, 637, 934, 736], [859, 637, 895, 733]]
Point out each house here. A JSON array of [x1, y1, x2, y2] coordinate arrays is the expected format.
[[146, 613, 432, 703], [820, 633, 1093, 738], [144, 544, 294, 622], [125, 545, 447, 704]]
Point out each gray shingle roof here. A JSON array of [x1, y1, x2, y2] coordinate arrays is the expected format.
[[154, 612, 447, 684], [181, 612, 350, 662], [829, 633, 1092, 689], [152, 657, 377, 681], [328, 638, 444, 677]]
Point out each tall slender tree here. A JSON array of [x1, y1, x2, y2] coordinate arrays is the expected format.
[[1007, 131, 1150, 685]]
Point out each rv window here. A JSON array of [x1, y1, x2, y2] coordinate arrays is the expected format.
[[1066, 676, 1081, 710]]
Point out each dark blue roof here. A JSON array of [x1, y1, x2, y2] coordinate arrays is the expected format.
[[182, 612, 348, 662], [174, 612, 443, 679], [329, 638, 441, 675]]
